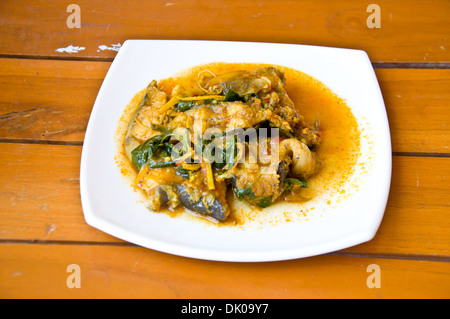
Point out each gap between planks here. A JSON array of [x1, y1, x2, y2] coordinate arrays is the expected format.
[[1, 238, 448, 263], [0, 54, 449, 69]]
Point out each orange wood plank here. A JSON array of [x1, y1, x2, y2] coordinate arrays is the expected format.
[[376, 68, 450, 154], [0, 0, 449, 62], [1, 58, 449, 153], [346, 155, 450, 256], [0, 143, 449, 258], [0, 58, 109, 143], [0, 143, 117, 243], [0, 243, 449, 298]]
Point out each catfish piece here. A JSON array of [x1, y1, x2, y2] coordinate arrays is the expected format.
[[176, 185, 228, 221], [153, 185, 229, 222], [221, 77, 270, 96], [276, 160, 290, 186]]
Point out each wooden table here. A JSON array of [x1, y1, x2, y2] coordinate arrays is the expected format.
[[1, 0, 449, 299]]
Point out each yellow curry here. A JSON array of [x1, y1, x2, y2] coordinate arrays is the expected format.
[[118, 63, 360, 224]]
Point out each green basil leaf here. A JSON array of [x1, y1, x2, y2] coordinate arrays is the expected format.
[[258, 196, 273, 208], [131, 133, 173, 171], [174, 100, 196, 112], [146, 159, 175, 168], [284, 178, 308, 191], [175, 166, 191, 179], [233, 186, 255, 201], [224, 89, 242, 102]]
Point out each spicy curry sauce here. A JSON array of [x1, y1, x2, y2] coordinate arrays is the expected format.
[[115, 62, 361, 228]]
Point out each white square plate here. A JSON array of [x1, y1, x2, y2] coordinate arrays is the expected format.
[[80, 40, 391, 262]]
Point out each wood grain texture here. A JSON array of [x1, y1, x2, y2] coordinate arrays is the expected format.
[[1, 143, 449, 258], [376, 68, 450, 154], [0, 143, 116, 243], [346, 155, 450, 257], [0, 0, 449, 62], [0, 243, 449, 298], [1, 58, 449, 153], [0, 58, 109, 143]]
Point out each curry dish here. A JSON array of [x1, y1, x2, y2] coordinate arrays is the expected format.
[[120, 63, 360, 224]]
